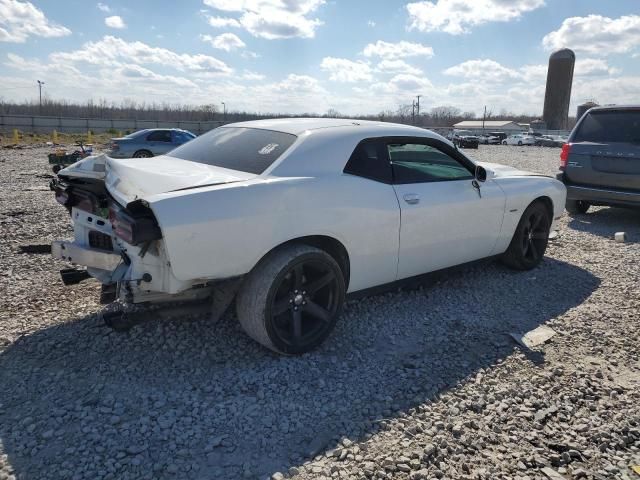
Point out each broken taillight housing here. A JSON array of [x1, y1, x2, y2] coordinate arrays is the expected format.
[[55, 190, 69, 206], [560, 143, 571, 170], [109, 200, 161, 246]]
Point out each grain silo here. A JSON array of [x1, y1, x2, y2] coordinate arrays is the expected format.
[[577, 101, 599, 122], [542, 49, 575, 130]]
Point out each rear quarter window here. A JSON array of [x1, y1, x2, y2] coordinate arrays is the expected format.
[[167, 127, 297, 174], [574, 110, 640, 144]]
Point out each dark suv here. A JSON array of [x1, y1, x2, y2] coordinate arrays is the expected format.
[[557, 105, 640, 214]]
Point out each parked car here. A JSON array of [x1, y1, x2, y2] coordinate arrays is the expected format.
[[478, 134, 501, 145], [503, 134, 536, 146], [109, 128, 196, 158], [535, 135, 562, 147], [489, 132, 507, 143], [451, 130, 480, 149], [556, 105, 640, 214], [51, 119, 565, 354]]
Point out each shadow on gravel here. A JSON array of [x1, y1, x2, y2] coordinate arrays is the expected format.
[[568, 206, 640, 242], [0, 259, 600, 480]]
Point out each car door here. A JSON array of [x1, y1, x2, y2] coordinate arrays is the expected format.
[[387, 137, 506, 280], [146, 130, 173, 155]]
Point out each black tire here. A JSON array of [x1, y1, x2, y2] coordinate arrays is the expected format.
[[565, 199, 590, 215], [518, 141, 523, 146], [133, 150, 153, 158], [502, 141, 507, 145], [501, 201, 551, 270], [236, 244, 345, 355]]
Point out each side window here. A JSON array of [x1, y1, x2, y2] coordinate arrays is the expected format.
[[344, 140, 392, 183], [173, 131, 194, 144], [147, 130, 172, 142], [388, 142, 473, 184]]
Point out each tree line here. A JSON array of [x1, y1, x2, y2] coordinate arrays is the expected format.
[[0, 98, 559, 127]]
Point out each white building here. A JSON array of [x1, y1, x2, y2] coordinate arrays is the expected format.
[[452, 120, 526, 133]]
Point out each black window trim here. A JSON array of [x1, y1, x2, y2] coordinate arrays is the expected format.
[[343, 136, 476, 185]]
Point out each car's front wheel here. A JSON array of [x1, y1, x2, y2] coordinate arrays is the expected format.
[[236, 244, 345, 355], [565, 199, 590, 215], [501, 201, 551, 270]]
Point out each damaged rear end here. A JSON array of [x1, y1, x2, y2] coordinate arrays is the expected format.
[[51, 154, 245, 307]]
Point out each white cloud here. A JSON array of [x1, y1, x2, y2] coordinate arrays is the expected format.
[[575, 58, 619, 76], [444, 59, 521, 82], [376, 59, 422, 76], [97, 2, 110, 13], [388, 73, 432, 92], [0, 0, 71, 42], [50, 36, 232, 74], [115, 64, 198, 88], [363, 40, 434, 59], [104, 15, 126, 29], [242, 70, 265, 81], [407, 0, 545, 35], [367, 20, 376, 27], [202, 0, 325, 39], [320, 57, 372, 82], [207, 15, 241, 28], [542, 15, 640, 55], [201, 33, 246, 51]]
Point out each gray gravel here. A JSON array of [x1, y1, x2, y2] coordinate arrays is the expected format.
[[0, 144, 639, 480]]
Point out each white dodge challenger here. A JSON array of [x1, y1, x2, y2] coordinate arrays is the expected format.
[[51, 118, 566, 354]]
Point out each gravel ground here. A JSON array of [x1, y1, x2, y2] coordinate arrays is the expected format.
[[0, 144, 638, 480]]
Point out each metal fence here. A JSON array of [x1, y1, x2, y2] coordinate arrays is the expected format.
[[0, 114, 226, 135]]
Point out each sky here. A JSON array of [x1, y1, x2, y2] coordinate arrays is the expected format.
[[0, 0, 639, 117]]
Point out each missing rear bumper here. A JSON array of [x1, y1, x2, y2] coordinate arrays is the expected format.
[[52, 240, 121, 271]]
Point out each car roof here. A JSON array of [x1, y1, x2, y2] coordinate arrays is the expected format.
[[587, 105, 640, 112], [222, 117, 434, 136]]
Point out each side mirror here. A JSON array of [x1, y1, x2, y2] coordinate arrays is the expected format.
[[475, 165, 487, 183]]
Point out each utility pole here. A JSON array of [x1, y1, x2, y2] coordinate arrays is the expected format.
[[411, 100, 416, 125], [416, 95, 421, 118], [221, 102, 226, 122], [482, 105, 487, 133], [37, 80, 45, 114]]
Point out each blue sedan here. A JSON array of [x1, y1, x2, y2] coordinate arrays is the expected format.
[[108, 128, 196, 158]]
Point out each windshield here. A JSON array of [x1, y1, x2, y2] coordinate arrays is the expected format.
[[167, 127, 297, 174], [574, 110, 640, 144]]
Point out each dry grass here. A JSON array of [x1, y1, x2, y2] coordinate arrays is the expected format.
[[0, 131, 113, 147]]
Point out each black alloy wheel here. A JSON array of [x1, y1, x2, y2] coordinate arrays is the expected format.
[[520, 209, 549, 264], [501, 201, 551, 270], [267, 258, 342, 352], [236, 244, 345, 355]]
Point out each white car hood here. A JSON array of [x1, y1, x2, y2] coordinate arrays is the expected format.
[[478, 162, 549, 178], [105, 155, 255, 205]]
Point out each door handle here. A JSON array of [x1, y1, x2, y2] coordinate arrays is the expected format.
[[403, 193, 420, 205]]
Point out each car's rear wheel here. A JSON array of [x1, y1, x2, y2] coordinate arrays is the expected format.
[[502, 141, 507, 145], [133, 150, 153, 158], [236, 244, 345, 355], [565, 199, 590, 215], [518, 141, 523, 146], [501, 201, 551, 270]]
